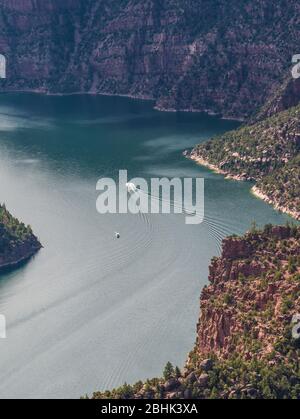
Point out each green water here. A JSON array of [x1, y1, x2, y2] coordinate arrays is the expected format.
[[0, 94, 292, 398]]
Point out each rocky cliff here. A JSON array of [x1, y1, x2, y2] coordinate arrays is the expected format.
[[0, 0, 300, 119], [196, 225, 300, 359], [254, 77, 300, 122], [92, 225, 300, 399], [0, 204, 41, 272]]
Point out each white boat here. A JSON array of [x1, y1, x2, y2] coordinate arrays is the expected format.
[[126, 182, 138, 193]]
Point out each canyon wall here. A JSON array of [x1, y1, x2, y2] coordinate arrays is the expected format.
[[92, 225, 300, 399], [0, 0, 300, 119], [197, 227, 300, 359]]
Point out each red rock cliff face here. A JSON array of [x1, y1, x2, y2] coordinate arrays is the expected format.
[[92, 226, 300, 399], [0, 0, 78, 12], [0, 0, 83, 88], [196, 227, 300, 360], [255, 77, 300, 121], [0, 0, 300, 119]]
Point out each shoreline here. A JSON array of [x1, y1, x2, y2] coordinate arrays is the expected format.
[[155, 105, 245, 122], [0, 252, 38, 274], [0, 203, 42, 275], [186, 152, 252, 181], [0, 245, 42, 274], [0, 89, 243, 121], [186, 151, 300, 221], [187, 153, 228, 175], [0, 88, 155, 102], [251, 186, 300, 221]]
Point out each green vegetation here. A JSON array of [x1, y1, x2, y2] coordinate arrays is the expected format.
[[189, 104, 300, 219], [0, 204, 34, 249], [92, 339, 300, 400], [163, 362, 175, 381], [90, 224, 300, 400], [185, 335, 300, 400], [0, 204, 40, 268], [192, 104, 300, 179], [257, 154, 300, 218]]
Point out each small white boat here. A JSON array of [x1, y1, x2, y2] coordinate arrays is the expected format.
[[126, 182, 138, 193], [115, 232, 120, 239]]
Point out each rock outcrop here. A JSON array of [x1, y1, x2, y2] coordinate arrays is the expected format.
[[196, 226, 300, 359], [0, 0, 300, 119], [0, 204, 41, 273], [255, 77, 300, 122], [91, 225, 300, 399]]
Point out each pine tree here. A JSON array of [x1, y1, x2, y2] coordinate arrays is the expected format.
[[174, 366, 181, 378], [163, 362, 174, 380]]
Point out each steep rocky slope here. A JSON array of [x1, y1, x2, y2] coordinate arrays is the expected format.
[[0, 0, 300, 119], [186, 104, 300, 219], [254, 76, 300, 122], [253, 155, 300, 221], [196, 225, 300, 359], [0, 204, 41, 272], [92, 225, 300, 399]]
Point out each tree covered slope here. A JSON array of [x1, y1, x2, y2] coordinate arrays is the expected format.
[[0, 204, 41, 272], [187, 105, 300, 219]]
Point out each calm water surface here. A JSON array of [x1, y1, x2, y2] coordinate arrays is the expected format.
[[0, 94, 292, 398]]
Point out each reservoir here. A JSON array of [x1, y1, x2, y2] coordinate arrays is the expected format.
[[0, 94, 292, 398]]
